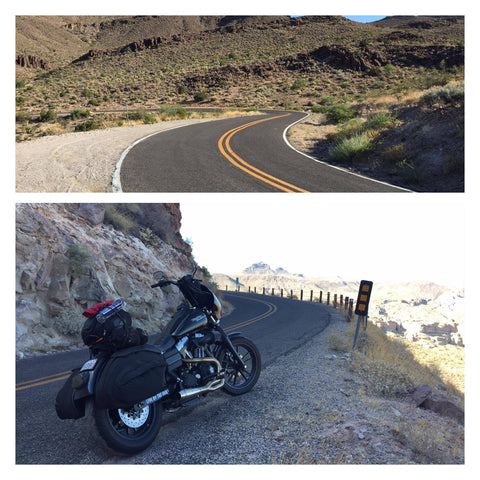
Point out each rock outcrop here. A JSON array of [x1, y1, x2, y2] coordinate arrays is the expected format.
[[16, 54, 54, 70], [15, 203, 193, 358]]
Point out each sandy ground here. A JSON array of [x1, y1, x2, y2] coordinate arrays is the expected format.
[[15, 118, 217, 193]]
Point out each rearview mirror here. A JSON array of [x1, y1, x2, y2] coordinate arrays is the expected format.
[[153, 271, 165, 282]]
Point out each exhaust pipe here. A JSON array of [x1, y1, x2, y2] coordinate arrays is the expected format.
[[178, 378, 225, 400], [178, 357, 224, 400]]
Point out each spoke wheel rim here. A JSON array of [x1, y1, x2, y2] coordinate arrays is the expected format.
[[223, 345, 255, 389]]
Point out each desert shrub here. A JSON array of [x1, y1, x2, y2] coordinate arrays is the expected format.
[[327, 117, 365, 143], [194, 91, 210, 102], [104, 204, 138, 232], [52, 311, 85, 337], [158, 106, 190, 119], [422, 83, 464, 107], [328, 333, 350, 353], [142, 112, 157, 124], [74, 117, 102, 132], [292, 78, 307, 91], [70, 109, 90, 120], [382, 143, 407, 166], [352, 355, 416, 396], [16, 111, 32, 124], [395, 418, 464, 464], [320, 104, 357, 124], [139, 227, 160, 247], [39, 108, 56, 122], [328, 132, 373, 162], [366, 112, 399, 130], [68, 244, 92, 277]]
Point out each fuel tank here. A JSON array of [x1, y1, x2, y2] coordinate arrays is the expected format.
[[171, 308, 208, 337]]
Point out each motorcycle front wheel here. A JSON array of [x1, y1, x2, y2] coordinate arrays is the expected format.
[[92, 401, 162, 455], [217, 336, 261, 395]]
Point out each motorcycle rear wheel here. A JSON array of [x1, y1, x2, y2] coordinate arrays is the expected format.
[[93, 401, 162, 455], [218, 336, 261, 395]]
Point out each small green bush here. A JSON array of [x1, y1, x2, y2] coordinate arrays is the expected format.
[[68, 244, 92, 277], [328, 132, 373, 162], [291, 78, 307, 91], [142, 112, 157, 124], [194, 91, 210, 102], [70, 109, 90, 120], [422, 84, 464, 107], [158, 106, 190, 119], [320, 104, 357, 124], [366, 112, 398, 130], [39, 108, 56, 122], [74, 118, 102, 132], [16, 111, 32, 124]]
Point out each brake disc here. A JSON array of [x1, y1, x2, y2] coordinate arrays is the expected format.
[[118, 405, 150, 428]]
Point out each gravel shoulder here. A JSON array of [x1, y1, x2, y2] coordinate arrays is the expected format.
[[96, 310, 463, 465], [15, 119, 217, 193]]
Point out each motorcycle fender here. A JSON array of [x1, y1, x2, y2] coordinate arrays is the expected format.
[[226, 331, 242, 339]]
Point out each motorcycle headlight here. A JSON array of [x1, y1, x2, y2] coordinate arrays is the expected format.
[[212, 293, 222, 319]]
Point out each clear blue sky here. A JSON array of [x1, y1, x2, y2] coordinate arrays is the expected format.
[[343, 16, 387, 23]]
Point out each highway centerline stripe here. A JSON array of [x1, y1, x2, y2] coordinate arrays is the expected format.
[[217, 115, 310, 193], [18, 296, 277, 391], [16, 370, 72, 391]]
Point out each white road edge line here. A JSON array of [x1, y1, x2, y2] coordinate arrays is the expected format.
[[282, 112, 413, 192]]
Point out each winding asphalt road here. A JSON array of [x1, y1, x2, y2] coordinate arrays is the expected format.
[[15, 292, 332, 464], [118, 111, 408, 192]]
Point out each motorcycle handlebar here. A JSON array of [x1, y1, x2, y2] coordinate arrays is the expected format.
[[151, 280, 176, 289]]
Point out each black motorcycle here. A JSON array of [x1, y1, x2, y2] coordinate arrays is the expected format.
[[55, 268, 261, 455]]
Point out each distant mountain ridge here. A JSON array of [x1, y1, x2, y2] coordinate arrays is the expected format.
[[213, 262, 464, 347]]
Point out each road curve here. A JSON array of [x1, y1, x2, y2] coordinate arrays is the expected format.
[[15, 292, 331, 464], [118, 111, 408, 193]]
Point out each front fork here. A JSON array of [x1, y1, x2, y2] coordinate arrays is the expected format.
[[216, 325, 248, 371]]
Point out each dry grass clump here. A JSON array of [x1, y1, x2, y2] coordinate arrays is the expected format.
[[330, 320, 463, 400], [394, 417, 464, 464]]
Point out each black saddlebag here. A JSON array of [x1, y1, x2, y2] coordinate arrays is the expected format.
[[95, 345, 167, 410], [55, 368, 86, 420]]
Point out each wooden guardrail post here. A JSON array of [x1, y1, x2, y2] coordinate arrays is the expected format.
[[262, 287, 265, 295], [333, 293, 338, 308], [281, 288, 283, 297], [327, 292, 330, 305], [310, 290, 313, 302], [271, 288, 275, 296], [290, 289, 293, 299], [319, 291, 323, 303], [300, 290, 303, 301]]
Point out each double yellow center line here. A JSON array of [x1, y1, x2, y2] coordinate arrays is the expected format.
[[217, 114, 309, 193], [16, 370, 71, 391], [224, 298, 277, 332], [17, 297, 277, 392]]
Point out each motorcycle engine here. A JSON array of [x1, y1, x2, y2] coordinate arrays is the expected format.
[[181, 362, 216, 388]]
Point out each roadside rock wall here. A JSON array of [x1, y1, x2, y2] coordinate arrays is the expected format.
[[15, 203, 192, 357]]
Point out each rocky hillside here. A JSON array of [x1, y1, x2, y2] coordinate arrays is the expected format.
[[15, 204, 195, 358], [213, 263, 464, 347], [15, 15, 463, 113]]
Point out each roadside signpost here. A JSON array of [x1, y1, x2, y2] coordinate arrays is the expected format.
[[352, 280, 373, 354]]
